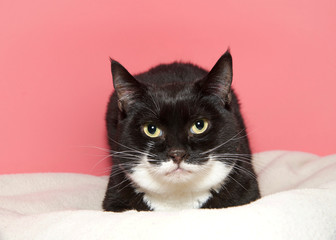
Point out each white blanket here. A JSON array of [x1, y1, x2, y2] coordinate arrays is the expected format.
[[1, 151, 336, 240]]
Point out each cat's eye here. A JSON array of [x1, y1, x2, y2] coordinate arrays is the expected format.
[[143, 123, 163, 138], [190, 119, 209, 135]]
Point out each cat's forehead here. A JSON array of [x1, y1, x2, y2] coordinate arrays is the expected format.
[[143, 88, 210, 124], [150, 82, 194, 99]]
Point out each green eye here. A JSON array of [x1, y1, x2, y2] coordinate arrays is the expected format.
[[191, 119, 209, 134], [143, 123, 163, 138]]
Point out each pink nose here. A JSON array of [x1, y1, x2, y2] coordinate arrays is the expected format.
[[168, 149, 188, 164]]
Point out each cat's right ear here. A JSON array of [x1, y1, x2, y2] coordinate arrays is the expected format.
[[110, 59, 143, 112]]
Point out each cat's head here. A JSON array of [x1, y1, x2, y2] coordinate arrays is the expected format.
[[108, 50, 250, 193]]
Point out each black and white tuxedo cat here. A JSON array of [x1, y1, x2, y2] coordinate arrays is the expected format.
[[103, 50, 260, 212]]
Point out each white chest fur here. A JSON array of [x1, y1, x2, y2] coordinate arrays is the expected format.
[[143, 190, 212, 211], [130, 156, 232, 211]]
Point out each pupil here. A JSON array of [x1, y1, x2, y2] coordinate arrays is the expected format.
[[148, 124, 156, 134], [196, 120, 204, 130]]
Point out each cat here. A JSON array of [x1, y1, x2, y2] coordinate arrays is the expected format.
[[103, 50, 260, 212]]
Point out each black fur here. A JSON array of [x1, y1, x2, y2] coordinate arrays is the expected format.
[[103, 50, 260, 212]]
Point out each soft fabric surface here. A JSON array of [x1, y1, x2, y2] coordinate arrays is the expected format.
[[1, 151, 336, 240]]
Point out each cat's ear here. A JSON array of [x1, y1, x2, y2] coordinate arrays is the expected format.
[[110, 59, 143, 112], [200, 50, 233, 104]]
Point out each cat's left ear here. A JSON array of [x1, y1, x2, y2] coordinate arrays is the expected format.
[[199, 50, 233, 104], [110, 59, 143, 112]]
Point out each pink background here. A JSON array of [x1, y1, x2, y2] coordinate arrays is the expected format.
[[1, 0, 335, 175]]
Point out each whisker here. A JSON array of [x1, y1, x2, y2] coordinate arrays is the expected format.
[[149, 93, 161, 114], [231, 165, 257, 180], [214, 156, 264, 169], [107, 137, 157, 158], [107, 177, 132, 191], [142, 105, 159, 119], [90, 154, 113, 172], [212, 154, 252, 160], [78, 145, 111, 153], [226, 174, 248, 191], [200, 129, 247, 155]]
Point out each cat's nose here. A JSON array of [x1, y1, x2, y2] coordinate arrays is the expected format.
[[168, 149, 188, 164]]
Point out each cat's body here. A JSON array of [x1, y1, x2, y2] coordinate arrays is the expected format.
[[103, 51, 260, 212]]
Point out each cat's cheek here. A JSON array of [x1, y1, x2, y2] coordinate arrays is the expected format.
[[194, 158, 233, 192], [128, 158, 162, 194]]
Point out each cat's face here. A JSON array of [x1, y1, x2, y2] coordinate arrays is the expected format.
[[109, 51, 250, 194]]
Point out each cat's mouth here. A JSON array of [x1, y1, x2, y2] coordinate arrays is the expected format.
[[165, 166, 192, 176]]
